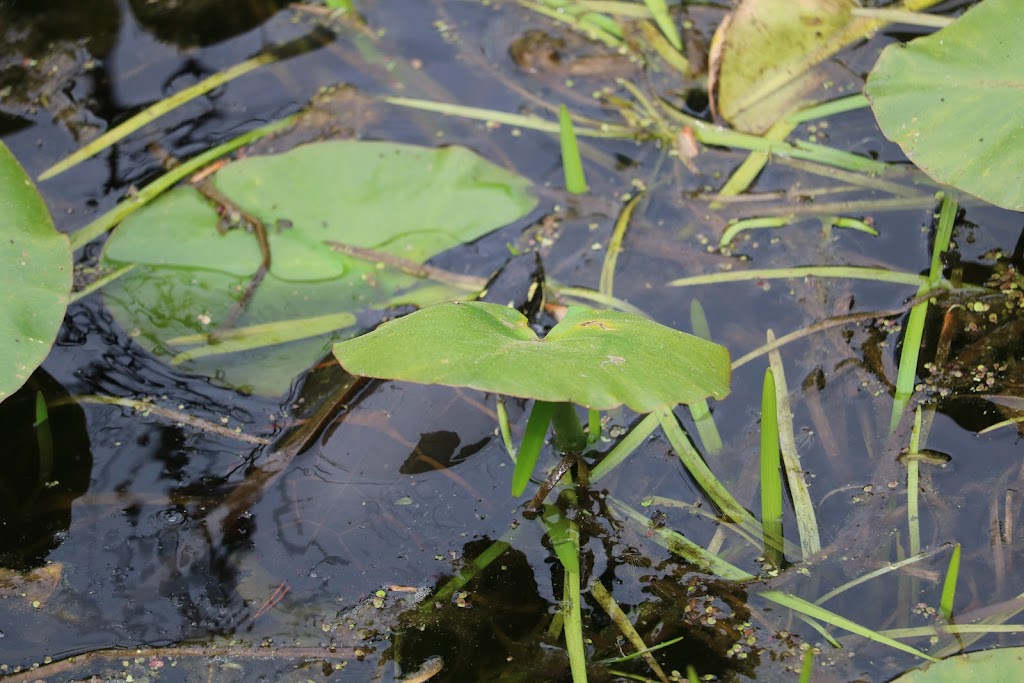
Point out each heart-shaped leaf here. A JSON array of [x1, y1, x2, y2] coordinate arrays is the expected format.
[[333, 302, 731, 412], [0, 142, 72, 404], [866, 0, 1024, 210], [100, 140, 537, 394]]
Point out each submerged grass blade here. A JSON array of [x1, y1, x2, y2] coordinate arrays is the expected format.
[[69, 264, 137, 303], [559, 105, 588, 194], [641, 0, 681, 50], [513, 401, 555, 496], [759, 591, 938, 661], [590, 581, 669, 683], [814, 547, 943, 606], [600, 193, 642, 296], [41, 52, 279, 180], [940, 543, 961, 621], [906, 406, 923, 557], [799, 648, 815, 683], [767, 331, 821, 557], [717, 119, 796, 198], [590, 412, 660, 483], [425, 528, 520, 609], [760, 369, 784, 567], [667, 265, 930, 289], [688, 299, 723, 455], [719, 216, 793, 248]]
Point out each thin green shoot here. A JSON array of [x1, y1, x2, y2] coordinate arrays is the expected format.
[[687, 299, 723, 455], [687, 666, 700, 683], [590, 581, 670, 683], [69, 114, 298, 250], [850, 7, 953, 28], [597, 636, 684, 664], [551, 403, 588, 453], [906, 406, 923, 557], [641, 0, 681, 50], [760, 369, 784, 568], [496, 397, 516, 461], [668, 265, 932, 290], [719, 216, 793, 248], [607, 496, 754, 582], [543, 504, 587, 683], [424, 528, 520, 610], [524, 0, 624, 47], [590, 412, 660, 483], [643, 495, 777, 552], [785, 94, 871, 125], [759, 591, 938, 661], [768, 330, 821, 556], [829, 216, 879, 236], [554, 284, 650, 316], [716, 118, 796, 198], [384, 96, 635, 139], [636, 20, 689, 76], [940, 543, 961, 621], [799, 648, 815, 683], [794, 612, 841, 648], [34, 392, 54, 489], [657, 406, 795, 558], [513, 401, 555, 496], [814, 546, 943, 605], [168, 312, 359, 364], [559, 105, 588, 194], [587, 409, 602, 445], [69, 264, 137, 303], [890, 194, 957, 431], [600, 193, 641, 296], [41, 51, 282, 180]]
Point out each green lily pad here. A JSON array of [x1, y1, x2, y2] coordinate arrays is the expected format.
[[333, 302, 731, 412], [0, 142, 72, 404], [100, 140, 537, 394], [891, 646, 1024, 682], [866, 0, 1024, 211]]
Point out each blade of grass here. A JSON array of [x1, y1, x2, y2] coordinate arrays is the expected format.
[[559, 105, 588, 194], [667, 265, 930, 289], [384, 96, 635, 138], [940, 543, 961, 622], [600, 192, 642, 296], [760, 369, 784, 567], [513, 401, 555, 496], [41, 48, 287, 180], [590, 580, 670, 683], [716, 118, 797, 198], [587, 409, 602, 445], [496, 396, 516, 461], [688, 299, 723, 455], [607, 496, 755, 581], [814, 547, 943, 606], [906, 406, 924, 557], [590, 412, 660, 483], [423, 527, 520, 610], [69, 114, 298, 250], [543, 504, 587, 683], [759, 590, 938, 661], [785, 94, 871, 125], [767, 330, 821, 557], [719, 216, 794, 248], [799, 648, 815, 683], [69, 264, 137, 303], [637, 19, 689, 76], [641, 0, 681, 50], [657, 406, 796, 558]]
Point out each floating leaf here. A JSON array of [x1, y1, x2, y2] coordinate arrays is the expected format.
[[711, 0, 874, 133], [334, 302, 731, 412], [100, 140, 536, 394], [890, 646, 1024, 682], [866, 0, 1024, 210], [0, 142, 72, 404]]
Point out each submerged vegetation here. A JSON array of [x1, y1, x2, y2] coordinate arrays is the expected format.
[[2, 0, 1024, 681]]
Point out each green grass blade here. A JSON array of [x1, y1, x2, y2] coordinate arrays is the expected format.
[[496, 396, 516, 460], [760, 369, 784, 567], [906, 406, 923, 557], [41, 52, 279, 180], [940, 543, 961, 621], [759, 590, 938, 661], [767, 331, 821, 557], [587, 408, 602, 445], [641, 0, 681, 50], [814, 547, 942, 606], [423, 528, 520, 611], [69, 264, 137, 303], [513, 401, 555, 496], [600, 193, 641, 296], [799, 648, 815, 683], [785, 94, 871, 125], [717, 119, 797, 198], [607, 496, 754, 582], [590, 580, 669, 682], [169, 312, 358, 364], [687, 299, 723, 455], [559, 105, 588, 194], [667, 265, 930, 289], [590, 412, 660, 483], [542, 503, 587, 683], [719, 216, 793, 248], [890, 194, 957, 431]]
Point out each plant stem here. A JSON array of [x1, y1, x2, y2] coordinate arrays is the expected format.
[[551, 403, 587, 453]]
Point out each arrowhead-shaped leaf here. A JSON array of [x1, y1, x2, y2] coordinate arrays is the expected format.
[[333, 302, 731, 412]]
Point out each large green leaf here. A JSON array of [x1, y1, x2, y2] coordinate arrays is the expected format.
[[100, 141, 537, 394], [333, 302, 731, 412], [866, 0, 1024, 210], [891, 646, 1024, 682], [0, 142, 72, 404]]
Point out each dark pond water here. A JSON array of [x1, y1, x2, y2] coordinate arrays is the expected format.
[[2, 1, 1022, 681]]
